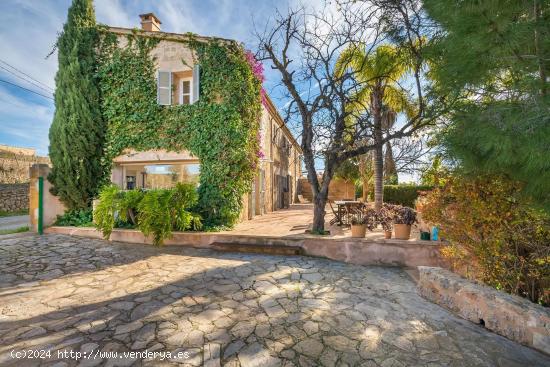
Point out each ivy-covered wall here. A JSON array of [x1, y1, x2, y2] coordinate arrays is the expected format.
[[96, 31, 262, 226]]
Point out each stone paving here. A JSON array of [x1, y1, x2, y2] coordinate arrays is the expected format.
[[0, 234, 548, 367], [221, 204, 422, 241]]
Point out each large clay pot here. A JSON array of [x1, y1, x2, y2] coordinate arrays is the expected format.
[[351, 224, 366, 238], [384, 230, 392, 239], [394, 224, 411, 240]]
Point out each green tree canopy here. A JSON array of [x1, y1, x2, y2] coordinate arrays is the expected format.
[[335, 43, 416, 208], [425, 0, 550, 209], [48, 0, 106, 209]]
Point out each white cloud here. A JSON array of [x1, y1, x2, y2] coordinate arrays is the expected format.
[[0, 0, 305, 155], [0, 87, 53, 154], [95, 0, 133, 28]]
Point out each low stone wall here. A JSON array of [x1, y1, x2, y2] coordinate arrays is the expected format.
[[44, 226, 448, 268], [418, 266, 550, 355], [0, 183, 28, 212]]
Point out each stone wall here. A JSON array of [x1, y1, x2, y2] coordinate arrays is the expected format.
[[0, 150, 50, 184], [298, 178, 355, 202], [0, 183, 28, 212], [418, 266, 550, 355], [45, 225, 448, 269]]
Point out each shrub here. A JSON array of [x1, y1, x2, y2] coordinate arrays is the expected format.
[[55, 208, 93, 227], [383, 184, 433, 207], [422, 174, 550, 305], [93, 183, 202, 246], [119, 189, 144, 225], [137, 189, 174, 246], [388, 204, 417, 225], [93, 185, 122, 239]]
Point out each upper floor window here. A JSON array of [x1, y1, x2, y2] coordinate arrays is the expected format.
[[157, 65, 200, 106], [157, 71, 171, 105], [180, 78, 192, 105]]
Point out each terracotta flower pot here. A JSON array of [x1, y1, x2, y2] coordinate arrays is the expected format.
[[394, 224, 411, 240], [351, 224, 366, 238], [384, 230, 392, 239]]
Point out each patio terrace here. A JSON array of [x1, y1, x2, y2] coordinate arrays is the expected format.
[[46, 204, 444, 269]]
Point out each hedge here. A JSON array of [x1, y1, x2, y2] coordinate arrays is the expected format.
[[383, 185, 434, 207], [353, 183, 434, 207]]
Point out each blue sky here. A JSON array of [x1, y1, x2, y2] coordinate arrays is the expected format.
[[0, 0, 314, 156]]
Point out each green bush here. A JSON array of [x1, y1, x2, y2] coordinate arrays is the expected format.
[[55, 209, 93, 227], [383, 184, 433, 207], [137, 189, 174, 246], [93, 185, 122, 239], [423, 175, 550, 305], [94, 183, 202, 245]]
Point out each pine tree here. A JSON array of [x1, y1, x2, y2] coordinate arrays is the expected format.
[[424, 0, 550, 210], [48, 0, 106, 209]]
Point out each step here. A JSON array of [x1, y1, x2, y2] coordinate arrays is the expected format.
[[210, 242, 304, 256]]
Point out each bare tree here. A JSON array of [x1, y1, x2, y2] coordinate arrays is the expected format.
[[255, 0, 443, 232]]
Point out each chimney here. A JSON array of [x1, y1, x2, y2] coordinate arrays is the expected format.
[[139, 13, 161, 32]]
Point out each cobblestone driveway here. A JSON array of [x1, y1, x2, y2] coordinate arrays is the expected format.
[[0, 234, 548, 366]]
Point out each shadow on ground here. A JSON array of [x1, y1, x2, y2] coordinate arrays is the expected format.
[[0, 234, 548, 366]]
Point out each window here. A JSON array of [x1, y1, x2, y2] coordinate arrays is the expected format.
[[143, 163, 200, 189], [180, 78, 192, 105], [192, 64, 200, 103], [157, 71, 172, 105]]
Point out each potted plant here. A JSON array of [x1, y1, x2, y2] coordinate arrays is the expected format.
[[393, 205, 417, 240], [350, 212, 367, 238], [377, 206, 395, 239]]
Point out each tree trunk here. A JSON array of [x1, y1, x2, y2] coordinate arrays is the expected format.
[[534, 0, 547, 96], [373, 142, 384, 210], [372, 87, 384, 211], [310, 168, 332, 233], [362, 180, 369, 201], [358, 154, 368, 201], [312, 193, 327, 233], [384, 141, 397, 184]]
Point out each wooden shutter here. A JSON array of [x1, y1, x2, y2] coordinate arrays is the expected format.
[[192, 65, 200, 104], [157, 71, 172, 105]]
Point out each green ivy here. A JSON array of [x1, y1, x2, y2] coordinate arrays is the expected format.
[[97, 31, 262, 227]]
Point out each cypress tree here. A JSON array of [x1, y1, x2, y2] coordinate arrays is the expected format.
[[48, 0, 106, 209]]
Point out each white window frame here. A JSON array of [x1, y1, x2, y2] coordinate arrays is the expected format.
[[179, 77, 193, 105], [157, 70, 172, 106]]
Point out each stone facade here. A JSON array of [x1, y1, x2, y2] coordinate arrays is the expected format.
[[108, 26, 302, 223], [0, 183, 28, 212], [298, 178, 356, 202], [417, 266, 550, 355]]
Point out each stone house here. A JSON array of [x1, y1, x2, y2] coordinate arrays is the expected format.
[[108, 13, 302, 221]]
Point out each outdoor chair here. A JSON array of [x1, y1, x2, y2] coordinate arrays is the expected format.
[[328, 201, 340, 225]]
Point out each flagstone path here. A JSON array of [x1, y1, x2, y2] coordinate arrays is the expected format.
[[0, 234, 548, 366]]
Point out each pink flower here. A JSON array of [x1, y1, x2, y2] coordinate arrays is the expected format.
[[245, 50, 269, 108], [245, 50, 265, 83]]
